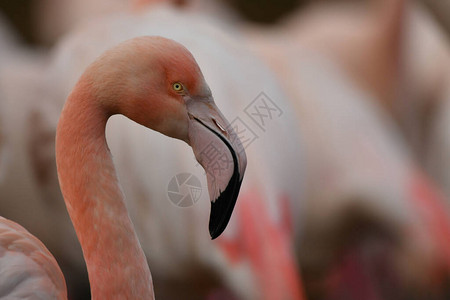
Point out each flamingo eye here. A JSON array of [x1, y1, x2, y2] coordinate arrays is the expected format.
[[172, 82, 184, 93]]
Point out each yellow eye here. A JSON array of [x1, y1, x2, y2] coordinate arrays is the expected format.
[[172, 82, 183, 92]]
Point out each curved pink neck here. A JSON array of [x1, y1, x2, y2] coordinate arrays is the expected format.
[[56, 79, 154, 299]]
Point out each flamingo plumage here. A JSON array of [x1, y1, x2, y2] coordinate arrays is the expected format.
[[17, 4, 303, 298], [0, 216, 67, 299], [0, 36, 246, 299], [242, 0, 450, 298], [1, 4, 304, 298]]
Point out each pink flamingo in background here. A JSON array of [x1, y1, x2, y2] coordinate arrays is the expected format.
[[0, 36, 246, 299]]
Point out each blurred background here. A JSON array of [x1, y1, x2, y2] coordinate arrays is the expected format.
[[1, 0, 450, 299]]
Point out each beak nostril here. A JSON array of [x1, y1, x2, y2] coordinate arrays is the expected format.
[[213, 118, 227, 135]]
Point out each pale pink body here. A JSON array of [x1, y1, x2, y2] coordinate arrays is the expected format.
[[243, 0, 450, 298], [0, 216, 66, 299]]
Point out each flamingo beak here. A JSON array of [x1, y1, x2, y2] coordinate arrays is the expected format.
[[185, 95, 247, 239]]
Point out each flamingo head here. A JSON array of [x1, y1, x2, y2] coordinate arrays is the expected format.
[[88, 36, 247, 239]]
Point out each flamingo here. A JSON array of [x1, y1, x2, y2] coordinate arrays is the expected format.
[[283, 55, 450, 299], [242, 0, 450, 298], [13, 4, 304, 298], [0, 36, 246, 299], [1, 9, 302, 300]]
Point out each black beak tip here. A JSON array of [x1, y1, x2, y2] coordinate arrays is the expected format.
[[209, 224, 221, 240], [193, 117, 245, 240], [208, 194, 236, 240], [208, 177, 243, 240]]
